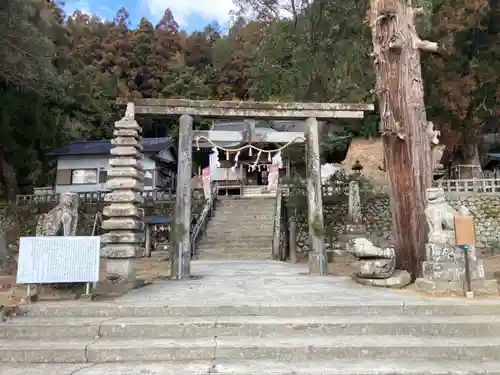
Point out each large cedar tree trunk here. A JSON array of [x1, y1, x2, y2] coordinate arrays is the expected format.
[[370, 0, 439, 279]]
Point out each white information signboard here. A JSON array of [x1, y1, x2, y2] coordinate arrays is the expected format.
[[16, 236, 100, 284]]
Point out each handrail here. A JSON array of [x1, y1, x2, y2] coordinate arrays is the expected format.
[[434, 178, 500, 194], [91, 212, 103, 236], [16, 189, 177, 205], [272, 179, 283, 260], [190, 182, 219, 259]]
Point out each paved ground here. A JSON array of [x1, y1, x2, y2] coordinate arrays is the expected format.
[[116, 260, 499, 306], [117, 260, 414, 305]]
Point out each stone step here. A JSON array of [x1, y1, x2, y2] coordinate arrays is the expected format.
[[197, 254, 273, 261], [218, 204, 274, 207], [206, 227, 274, 234], [202, 234, 274, 241], [208, 222, 274, 227], [197, 248, 271, 254], [211, 210, 275, 216], [219, 197, 275, 202], [212, 212, 274, 223], [219, 198, 274, 202], [208, 220, 274, 227], [210, 207, 274, 219], [197, 249, 271, 256], [3, 335, 500, 363], [212, 212, 274, 217], [216, 209, 274, 213], [4, 315, 500, 340], [198, 240, 272, 247], [21, 302, 500, 318], [198, 255, 273, 261], [205, 220, 274, 226], [6, 360, 500, 375], [217, 203, 275, 208], [202, 233, 274, 240]]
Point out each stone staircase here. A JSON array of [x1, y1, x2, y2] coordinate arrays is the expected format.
[[2, 299, 500, 373], [196, 197, 276, 260], [2, 260, 500, 374]]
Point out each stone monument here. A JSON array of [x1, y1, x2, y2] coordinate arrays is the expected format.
[[415, 187, 498, 296], [346, 237, 411, 288], [101, 103, 145, 294], [331, 180, 366, 263], [36, 192, 79, 236], [348, 180, 362, 225], [31, 192, 80, 299]]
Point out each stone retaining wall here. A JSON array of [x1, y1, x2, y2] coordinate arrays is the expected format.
[[0, 200, 204, 252], [289, 193, 500, 254]]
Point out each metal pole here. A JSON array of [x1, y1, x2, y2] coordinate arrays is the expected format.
[[289, 214, 298, 264], [463, 245, 472, 294], [145, 225, 152, 258], [85, 282, 91, 295]]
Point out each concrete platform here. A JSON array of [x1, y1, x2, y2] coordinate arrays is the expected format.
[[21, 260, 500, 318]]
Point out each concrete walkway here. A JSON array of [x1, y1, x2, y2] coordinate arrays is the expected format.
[[116, 260, 496, 306]]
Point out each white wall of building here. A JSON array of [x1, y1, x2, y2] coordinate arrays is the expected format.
[[55, 154, 157, 193]]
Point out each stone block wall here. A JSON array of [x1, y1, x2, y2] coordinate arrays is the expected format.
[[447, 196, 500, 249], [289, 192, 500, 254]]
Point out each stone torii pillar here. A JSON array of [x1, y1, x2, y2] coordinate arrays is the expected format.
[[101, 103, 145, 294], [305, 117, 326, 275], [171, 114, 193, 280]]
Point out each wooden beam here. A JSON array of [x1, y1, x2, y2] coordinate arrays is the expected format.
[[117, 98, 373, 119], [193, 130, 306, 143]]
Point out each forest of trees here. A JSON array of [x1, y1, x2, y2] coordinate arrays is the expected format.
[[1, 0, 499, 200]]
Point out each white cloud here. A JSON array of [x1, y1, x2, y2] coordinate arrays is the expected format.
[[65, 0, 92, 16], [146, 0, 235, 26], [65, 0, 112, 21]]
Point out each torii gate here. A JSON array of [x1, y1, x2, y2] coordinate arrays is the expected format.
[[124, 99, 374, 279]]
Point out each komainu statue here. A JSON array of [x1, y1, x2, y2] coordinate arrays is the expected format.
[[424, 187, 456, 246], [36, 192, 79, 236]]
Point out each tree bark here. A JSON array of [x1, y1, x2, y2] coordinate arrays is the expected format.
[[369, 1, 438, 279], [0, 146, 18, 202]]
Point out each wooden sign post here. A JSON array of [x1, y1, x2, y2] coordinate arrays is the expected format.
[[454, 214, 476, 297], [454, 215, 476, 247]]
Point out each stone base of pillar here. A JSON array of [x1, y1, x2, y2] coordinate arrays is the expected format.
[[415, 278, 498, 297], [423, 259, 485, 281], [99, 258, 145, 296], [169, 249, 191, 280], [79, 293, 96, 301], [308, 251, 328, 275]]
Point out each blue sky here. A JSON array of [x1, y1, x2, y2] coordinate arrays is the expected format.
[[63, 0, 234, 33]]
